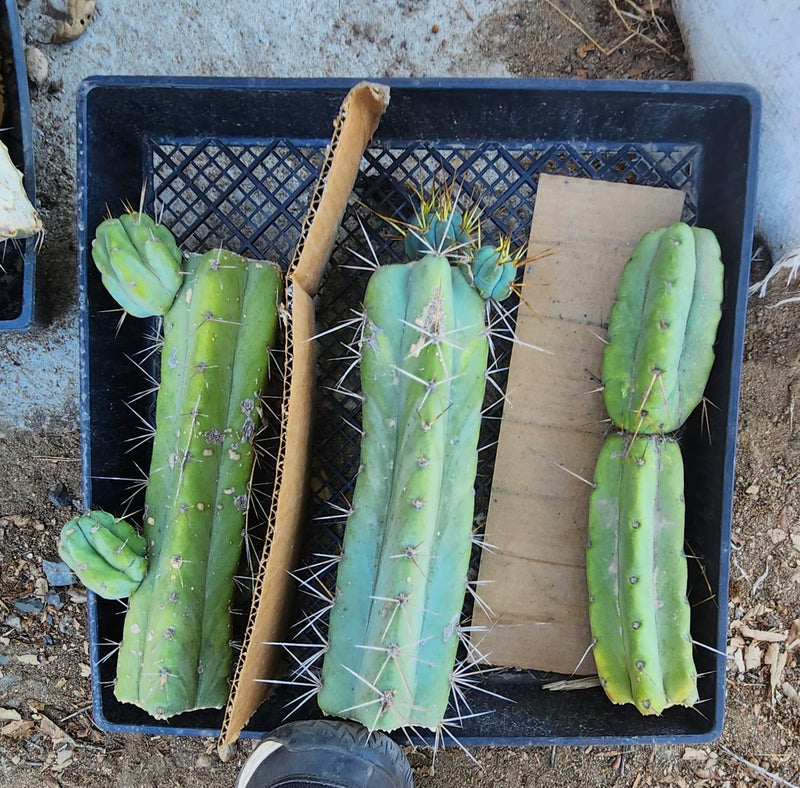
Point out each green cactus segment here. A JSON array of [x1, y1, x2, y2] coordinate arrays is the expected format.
[[114, 249, 281, 719], [58, 510, 147, 600], [602, 222, 724, 434], [318, 253, 488, 732], [469, 243, 518, 302], [587, 433, 697, 715], [403, 190, 477, 261], [91, 211, 183, 318]]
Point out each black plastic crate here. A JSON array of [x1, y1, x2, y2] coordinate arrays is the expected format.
[[0, 0, 37, 331], [77, 78, 759, 745]]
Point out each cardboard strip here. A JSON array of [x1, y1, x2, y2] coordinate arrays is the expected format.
[[218, 82, 389, 752], [472, 174, 685, 676]]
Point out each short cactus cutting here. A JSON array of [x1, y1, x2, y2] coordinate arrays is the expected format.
[[318, 197, 520, 733], [60, 211, 283, 718], [587, 222, 723, 715]]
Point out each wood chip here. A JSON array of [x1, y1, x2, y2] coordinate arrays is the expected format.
[[0, 708, 22, 722], [787, 618, 800, 651], [39, 714, 76, 746], [1, 719, 34, 738], [731, 622, 788, 642], [682, 746, 708, 761], [733, 646, 746, 674], [744, 642, 762, 670], [765, 642, 788, 701]]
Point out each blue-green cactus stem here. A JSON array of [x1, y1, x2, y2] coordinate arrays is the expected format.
[[318, 253, 488, 732]]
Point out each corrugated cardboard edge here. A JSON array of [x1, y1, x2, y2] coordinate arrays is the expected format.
[[218, 81, 389, 753]]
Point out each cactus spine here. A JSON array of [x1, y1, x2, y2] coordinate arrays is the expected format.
[[318, 251, 490, 732], [588, 221, 723, 715], [113, 247, 282, 719]]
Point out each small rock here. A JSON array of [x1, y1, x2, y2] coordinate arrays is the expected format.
[[0, 674, 22, 694], [3, 615, 22, 631], [196, 753, 213, 769], [745, 483, 760, 497], [42, 559, 76, 587], [13, 596, 44, 615], [767, 528, 787, 544], [44, 591, 65, 611], [49, 483, 73, 508], [24, 46, 49, 89]]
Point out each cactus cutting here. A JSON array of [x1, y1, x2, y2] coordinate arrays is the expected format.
[[587, 220, 724, 716], [59, 210, 283, 719], [315, 189, 524, 734], [112, 246, 282, 718], [586, 433, 698, 715], [602, 222, 724, 435]]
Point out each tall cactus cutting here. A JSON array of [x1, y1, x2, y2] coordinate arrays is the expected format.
[[318, 252, 490, 732], [111, 247, 282, 718], [59, 209, 285, 719], [587, 221, 723, 715]]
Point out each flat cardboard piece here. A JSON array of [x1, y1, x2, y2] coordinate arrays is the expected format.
[[472, 174, 684, 676], [218, 82, 389, 751]]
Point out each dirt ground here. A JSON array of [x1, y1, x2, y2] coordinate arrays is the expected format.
[[3, 1, 800, 786]]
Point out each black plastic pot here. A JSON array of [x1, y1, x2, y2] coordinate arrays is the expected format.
[[0, 0, 37, 331]]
